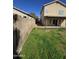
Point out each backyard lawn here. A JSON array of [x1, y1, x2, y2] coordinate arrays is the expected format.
[[21, 28, 66, 59]]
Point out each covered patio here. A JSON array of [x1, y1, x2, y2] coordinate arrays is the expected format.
[[44, 16, 66, 26]]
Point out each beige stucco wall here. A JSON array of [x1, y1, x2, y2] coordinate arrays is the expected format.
[[61, 19, 66, 28], [14, 16, 35, 53], [41, 2, 66, 27], [13, 9, 36, 53], [44, 3, 66, 17], [13, 9, 32, 19]]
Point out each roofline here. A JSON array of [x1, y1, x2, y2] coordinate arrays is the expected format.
[[13, 7, 35, 19], [44, 0, 66, 7], [40, 0, 66, 14]]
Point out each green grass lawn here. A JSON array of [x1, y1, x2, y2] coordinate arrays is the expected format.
[[21, 28, 66, 59]]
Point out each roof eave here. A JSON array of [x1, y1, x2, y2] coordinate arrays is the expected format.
[[13, 7, 35, 19]]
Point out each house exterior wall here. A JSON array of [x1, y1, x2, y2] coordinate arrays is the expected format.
[[13, 9, 36, 53], [41, 2, 66, 27], [61, 19, 66, 27], [44, 3, 66, 17], [13, 9, 32, 19]]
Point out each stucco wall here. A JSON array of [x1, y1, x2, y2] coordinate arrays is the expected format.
[[61, 19, 66, 28], [41, 2, 66, 27], [13, 9, 32, 19], [44, 3, 66, 17], [13, 9, 36, 53]]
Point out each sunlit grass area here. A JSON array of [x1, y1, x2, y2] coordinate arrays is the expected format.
[[21, 28, 66, 59]]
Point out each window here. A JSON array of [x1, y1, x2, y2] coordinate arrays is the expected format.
[[58, 10, 64, 15], [45, 9, 48, 13]]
